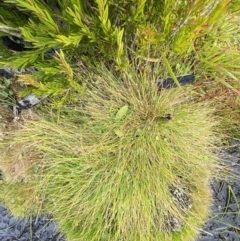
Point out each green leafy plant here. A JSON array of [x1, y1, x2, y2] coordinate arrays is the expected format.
[[0, 77, 16, 121], [0, 0, 239, 105], [0, 78, 13, 99], [0, 65, 224, 241]]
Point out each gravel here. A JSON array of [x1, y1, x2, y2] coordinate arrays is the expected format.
[[0, 208, 65, 241], [197, 140, 240, 241]]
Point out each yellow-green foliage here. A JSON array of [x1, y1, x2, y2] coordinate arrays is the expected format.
[[0, 66, 222, 241]]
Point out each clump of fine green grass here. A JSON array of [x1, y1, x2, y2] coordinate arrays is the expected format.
[[0, 65, 222, 241]]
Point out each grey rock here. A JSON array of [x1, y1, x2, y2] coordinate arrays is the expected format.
[[0, 206, 6, 213], [198, 237, 215, 241], [8, 216, 19, 226], [0, 221, 7, 229]]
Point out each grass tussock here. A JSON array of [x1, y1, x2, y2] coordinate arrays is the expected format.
[[1, 66, 223, 241]]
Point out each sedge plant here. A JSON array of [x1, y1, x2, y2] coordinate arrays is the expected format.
[[0, 64, 223, 241]]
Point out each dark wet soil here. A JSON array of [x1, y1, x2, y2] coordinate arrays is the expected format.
[[0, 141, 239, 241]]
